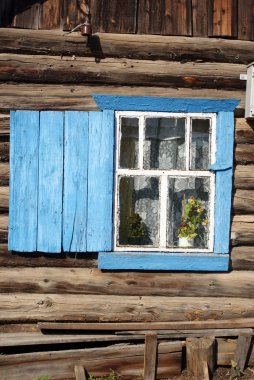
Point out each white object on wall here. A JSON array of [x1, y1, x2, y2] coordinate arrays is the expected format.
[[245, 62, 254, 119]]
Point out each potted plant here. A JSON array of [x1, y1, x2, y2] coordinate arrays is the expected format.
[[127, 212, 145, 245], [177, 196, 208, 248]]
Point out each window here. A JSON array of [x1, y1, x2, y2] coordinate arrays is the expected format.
[[8, 96, 239, 271], [115, 112, 215, 253]]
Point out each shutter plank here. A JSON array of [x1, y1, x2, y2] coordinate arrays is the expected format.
[[37, 112, 64, 253], [63, 111, 88, 252], [87, 110, 114, 252], [213, 112, 234, 255], [8, 111, 39, 252]]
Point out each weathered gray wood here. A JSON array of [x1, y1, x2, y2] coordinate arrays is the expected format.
[[234, 333, 253, 371], [0, 186, 8, 212], [0, 214, 8, 243], [0, 341, 182, 379], [0, 83, 246, 111], [218, 338, 254, 366], [235, 118, 254, 143], [1, 268, 254, 298], [231, 215, 254, 246], [0, 164, 8, 186], [231, 246, 254, 270], [0, 53, 245, 89], [144, 334, 157, 380], [235, 144, 254, 164], [234, 165, 254, 189], [233, 190, 254, 214], [74, 365, 86, 380], [186, 336, 215, 378]]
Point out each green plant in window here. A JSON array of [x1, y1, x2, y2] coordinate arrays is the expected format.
[[127, 212, 145, 243], [177, 196, 208, 240]]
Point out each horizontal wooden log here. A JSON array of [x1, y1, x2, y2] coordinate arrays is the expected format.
[[235, 119, 254, 144], [234, 165, 254, 189], [0, 83, 245, 112], [0, 53, 246, 89], [0, 29, 254, 65], [0, 141, 8, 162], [0, 214, 8, 243], [2, 293, 254, 322], [231, 215, 254, 246], [235, 144, 254, 164], [0, 186, 8, 213], [0, 112, 9, 136], [0, 341, 182, 379], [1, 267, 254, 298], [233, 190, 254, 214], [231, 246, 254, 270], [0, 164, 8, 185]]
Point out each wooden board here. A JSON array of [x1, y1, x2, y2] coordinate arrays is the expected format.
[[192, 0, 208, 37], [208, 0, 237, 37], [144, 334, 157, 380], [238, 0, 254, 41], [138, 0, 192, 36], [12, 0, 41, 29], [39, 0, 61, 29]]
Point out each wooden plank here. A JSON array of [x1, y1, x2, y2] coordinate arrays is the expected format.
[[9, 111, 39, 252], [0, 53, 245, 89], [138, 0, 192, 36], [39, 0, 60, 29], [234, 333, 252, 371], [0, 341, 182, 379], [63, 111, 88, 252], [209, 0, 237, 37], [238, 0, 254, 41], [87, 110, 114, 251], [192, 0, 208, 37], [186, 336, 215, 377], [91, 0, 138, 34], [75, 365, 86, 380], [1, 29, 254, 65], [12, 0, 41, 29], [144, 334, 157, 380], [2, 268, 254, 298], [37, 111, 64, 253]]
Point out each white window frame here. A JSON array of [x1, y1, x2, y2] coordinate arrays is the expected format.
[[114, 111, 216, 253]]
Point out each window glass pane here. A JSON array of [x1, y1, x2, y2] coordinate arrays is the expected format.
[[118, 176, 159, 247], [144, 117, 185, 170], [191, 119, 210, 170], [167, 177, 210, 249], [119, 117, 139, 169]]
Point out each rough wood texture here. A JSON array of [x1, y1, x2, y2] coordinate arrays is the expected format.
[[233, 190, 254, 214], [2, 294, 254, 322], [0, 214, 8, 243], [75, 365, 87, 380], [192, 0, 208, 37], [235, 144, 254, 164], [235, 119, 254, 144], [0, 186, 8, 212], [238, 0, 254, 41], [234, 165, 254, 189], [186, 336, 215, 377], [218, 338, 254, 365], [0, 164, 8, 186], [234, 333, 252, 371], [0, 53, 245, 89], [144, 334, 157, 380], [209, 0, 237, 37], [2, 268, 254, 298], [1, 29, 254, 64], [0, 83, 245, 112], [231, 215, 254, 246], [231, 247, 254, 270], [0, 341, 182, 379]]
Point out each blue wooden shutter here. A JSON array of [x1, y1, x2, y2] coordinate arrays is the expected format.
[[211, 111, 235, 254], [9, 110, 115, 253]]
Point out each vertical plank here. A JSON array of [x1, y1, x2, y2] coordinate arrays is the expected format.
[[234, 334, 252, 371], [8, 111, 39, 252], [39, 0, 61, 29], [74, 365, 87, 380], [138, 0, 192, 36], [192, 0, 208, 37], [12, 0, 41, 29], [208, 0, 237, 37], [186, 337, 215, 378], [144, 334, 157, 380], [213, 112, 234, 255], [87, 110, 114, 252], [91, 0, 138, 33], [37, 111, 64, 253], [238, 0, 254, 41], [63, 111, 88, 252]]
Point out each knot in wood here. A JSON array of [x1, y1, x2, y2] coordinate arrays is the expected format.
[[37, 297, 53, 308]]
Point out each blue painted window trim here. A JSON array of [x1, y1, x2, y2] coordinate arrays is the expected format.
[[94, 95, 240, 272]]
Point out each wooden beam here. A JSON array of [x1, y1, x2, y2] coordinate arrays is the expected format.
[[0, 29, 254, 64], [186, 337, 215, 379], [234, 333, 252, 371], [144, 334, 157, 380], [74, 366, 86, 380], [0, 53, 245, 89]]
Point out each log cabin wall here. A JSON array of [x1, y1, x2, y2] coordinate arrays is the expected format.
[[0, 0, 254, 329]]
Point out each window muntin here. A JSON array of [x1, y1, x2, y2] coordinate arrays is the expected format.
[[114, 111, 216, 253]]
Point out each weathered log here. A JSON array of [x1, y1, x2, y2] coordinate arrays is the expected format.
[[0, 53, 245, 89], [0, 164, 8, 185], [74, 365, 86, 380], [0, 29, 254, 64], [2, 267, 254, 298], [0, 83, 245, 111], [231, 215, 254, 246], [234, 333, 253, 371], [0, 141, 9, 162], [0, 214, 8, 243], [144, 334, 157, 380], [0, 341, 182, 380], [235, 118, 254, 144], [0, 186, 8, 212], [234, 165, 254, 189], [0, 112, 9, 136], [231, 246, 254, 270], [1, 293, 254, 322], [186, 337, 215, 378], [233, 190, 254, 214], [235, 144, 254, 164]]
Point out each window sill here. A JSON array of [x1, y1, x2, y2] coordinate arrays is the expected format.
[[98, 252, 229, 271]]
